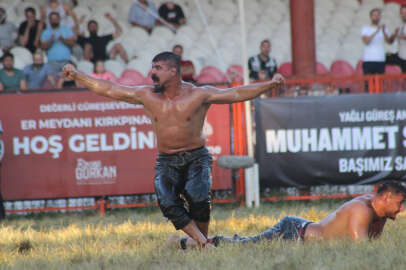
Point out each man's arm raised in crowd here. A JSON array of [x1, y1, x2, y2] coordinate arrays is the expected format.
[[105, 13, 123, 39], [61, 64, 145, 104], [203, 74, 284, 104]]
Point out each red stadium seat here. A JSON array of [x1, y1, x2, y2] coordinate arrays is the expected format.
[[121, 69, 145, 82], [330, 60, 355, 76], [198, 67, 227, 83], [385, 65, 402, 74], [355, 60, 363, 75], [226, 65, 243, 83], [384, 65, 403, 92], [197, 73, 226, 84], [277, 62, 292, 77], [145, 70, 154, 85], [316, 62, 329, 75], [199, 66, 227, 82]]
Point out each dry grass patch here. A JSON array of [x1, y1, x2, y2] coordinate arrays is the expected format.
[[0, 200, 404, 269]]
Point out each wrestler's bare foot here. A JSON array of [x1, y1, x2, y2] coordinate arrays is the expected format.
[[165, 234, 182, 248], [165, 234, 215, 250]]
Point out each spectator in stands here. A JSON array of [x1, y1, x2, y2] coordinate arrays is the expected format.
[[248, 39, 277, 81], [0, 7, 17, 53], [0, 52, 27, 91], [41, 0, 78, 30], [129, 0, 158, 34], [361, 8, 397, 75], [158, 1, 186, 29], [40, 12, 76, 76], [56, 61, 82, 89], [172, 44, 195, 82], [91, 60, 116, 81], [392, 5, 406, 72], [18, 7, 46, 54], [77, 13, 129, 64], [24, 50, 55, 89]]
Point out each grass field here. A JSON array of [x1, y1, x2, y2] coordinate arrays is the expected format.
[[0, 199, 405, 270]]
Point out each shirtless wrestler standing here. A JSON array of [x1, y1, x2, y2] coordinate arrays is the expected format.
[[61, 51, 285, 248]]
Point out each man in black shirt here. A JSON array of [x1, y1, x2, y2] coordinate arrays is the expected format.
[[77, 13, 128, 63], [18, 7, 45, 54], [248, 39, 278, 81], [158, 1, 186, 29]]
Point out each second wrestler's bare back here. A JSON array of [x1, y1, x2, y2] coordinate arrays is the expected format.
[[305, 194, 386, 240]]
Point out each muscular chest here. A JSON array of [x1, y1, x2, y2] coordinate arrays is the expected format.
[[146, 97, 206, 124]]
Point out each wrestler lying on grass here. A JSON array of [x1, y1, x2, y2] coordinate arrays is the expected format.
[[167, 181, 406, 249]]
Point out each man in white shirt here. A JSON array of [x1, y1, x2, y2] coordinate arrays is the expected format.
[[361, 8, 397, 75], [393, 5, 406, 72]]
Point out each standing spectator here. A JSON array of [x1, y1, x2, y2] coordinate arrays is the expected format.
[[129, 0, 158, 34], [24, 50, 55, 89], [77, 13, 129, 64], [40, 12, 76, 76], [0, 7, 17, 53], [0, 52, 27, 91], [158, 1, 186, 29], [172, 44, 195, 82], [361, 8, 397, 75], [91, 60, 116, 81], [18, 7, 46, 54], [41, 0, 78, 30], [248, 39, 277, 81], [392, 5, 406, 72], [0, 120, 5, 220]]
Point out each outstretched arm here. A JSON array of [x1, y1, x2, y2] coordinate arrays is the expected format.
[[61, 64, 146, 104], [203, 74, 284, 104]]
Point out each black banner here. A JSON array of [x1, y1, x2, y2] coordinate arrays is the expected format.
[[255, 93, 406, 188]]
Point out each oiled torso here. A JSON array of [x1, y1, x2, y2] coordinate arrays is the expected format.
[[141, 83, 210, 154], [304, 194, 386, 240]]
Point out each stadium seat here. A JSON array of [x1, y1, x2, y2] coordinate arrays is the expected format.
[[277, 62, 292, 77], [355, 60, 364, 75], [330, 60, 355, 76], [226, 65, 243, 83], [384, 65, 403, 92], [121, 69, 145, 83], [10, 46, 32, 68], [128, 27, 150, 43], [127, 58, 153, 77], [105, 59, 125, 78], [317, 62, 329, 75], [199, 65, 224, 76], [77, 60, 94, 75], [16, 2, 39, 17], [196, 73, 226, 84], [385, 64, 402, 74], [145, 70, 154, 85]]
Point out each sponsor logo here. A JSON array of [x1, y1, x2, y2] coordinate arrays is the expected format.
[[203, 119, 222, 159], [75, 158, 117, 185]]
